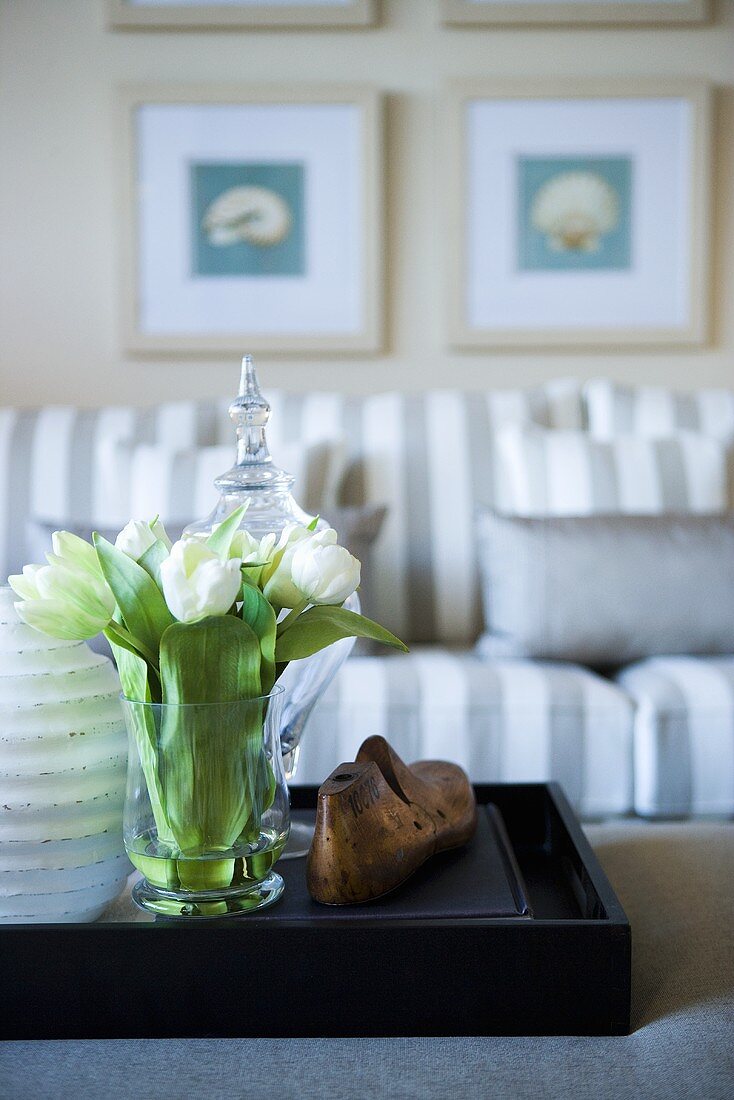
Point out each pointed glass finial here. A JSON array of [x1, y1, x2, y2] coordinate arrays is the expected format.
[[183, 355, 313, 540], [229, 356, 273, 468], [221, 356, 285, 481]]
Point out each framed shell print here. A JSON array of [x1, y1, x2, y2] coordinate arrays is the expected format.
[[119, 85, 383, 355], [440, 0, 709, 26], [109, 0, 376, 29], [447, 80, 712, 349]]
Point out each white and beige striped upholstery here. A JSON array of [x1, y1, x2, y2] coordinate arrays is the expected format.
[[81, 439, 335, 530], [618, 657, 734, 818], [0, 381, 583, 645], [0, 401, 228, 583], [586, 380, 734, 442], [495, 425, 729, 517], [297, 649, 634, 816]]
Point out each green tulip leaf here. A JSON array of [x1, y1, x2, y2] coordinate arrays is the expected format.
[[205, 504, 248, 559], [137, 538, 170, 592], [158, 615, 265, 852], [94, 535, 173, 659], [159, 614, 262, 705], [240, 579, 277, 695], [111, 641, 173, 845], [104, 620, 148, 665], [112, 638, 151, 704], [274, 606, 408, 663]]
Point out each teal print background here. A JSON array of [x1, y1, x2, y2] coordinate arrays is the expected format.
[[517, 156, 633, 273], [191, 162, 305, 278]]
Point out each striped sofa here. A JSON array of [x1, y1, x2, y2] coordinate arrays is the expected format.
[[2, 378, 734, 819]]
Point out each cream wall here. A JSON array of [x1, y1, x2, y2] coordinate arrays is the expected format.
[[1, 0, 733, 408]]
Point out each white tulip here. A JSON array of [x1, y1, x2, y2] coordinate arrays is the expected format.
[[115, 518, 172, 561], [229, 529, 278, 586], [9, 533, 116, 641], [160, 539, 243, 623], [50, 530, 106, 580], [230, 529, 278, 563], [261, 524, 316, 609], [291, 538, 361, 606], [9, 563, 44, 602]]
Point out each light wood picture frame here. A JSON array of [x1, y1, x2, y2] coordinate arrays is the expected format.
[[447, 79, 712, 350], [440, 0, 709, 26], [109, 0, 376, 30], [119, 84, 383, 356]]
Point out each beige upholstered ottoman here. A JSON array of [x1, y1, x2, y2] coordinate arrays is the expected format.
[[2, 822, 733, 1099]]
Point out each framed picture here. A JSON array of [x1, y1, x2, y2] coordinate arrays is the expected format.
[[440, 0, 709, 26], [447, 80, 712, 349], [109, 0, 376, 29], [119, 85, 383, 355]]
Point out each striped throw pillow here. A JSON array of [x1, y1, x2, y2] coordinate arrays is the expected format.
[[0, 402, 227, 580], [495, 426, 729, 517], [33, 439, 338, 530], [332, 384, 582, 646], [586, 380, 734, 442]]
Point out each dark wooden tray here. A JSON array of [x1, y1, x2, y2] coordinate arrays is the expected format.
[[0, 783, 630, 1038]]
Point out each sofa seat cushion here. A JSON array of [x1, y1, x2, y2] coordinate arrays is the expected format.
[[296, 648, 634, 816], [618, 657, 734, 818]]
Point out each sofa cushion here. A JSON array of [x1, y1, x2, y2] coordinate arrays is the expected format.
[[0, 402, 222, 581], [0, 382, 583, 640], [494, 425, 728, 516], [476, 511, 734, 666], [585, 379, 734, 442], [31, 437, 339, 530], [297, 648, 634, 816], [336, 383, 583, 646], [618, 656, 734, 817]]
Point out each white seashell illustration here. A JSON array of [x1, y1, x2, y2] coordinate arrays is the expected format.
[[0, 587, 129, 923], [202, 185, 293, 248], [531, 170, 620, 253]]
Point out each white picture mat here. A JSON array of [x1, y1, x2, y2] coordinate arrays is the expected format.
[[136, 102, 363, 336], [466, 96, 692, 331]]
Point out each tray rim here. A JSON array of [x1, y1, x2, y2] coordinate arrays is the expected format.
[[0, 781, 630, 933]]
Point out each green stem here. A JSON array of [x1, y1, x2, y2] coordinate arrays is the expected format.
[[276, 599, 308, 637]]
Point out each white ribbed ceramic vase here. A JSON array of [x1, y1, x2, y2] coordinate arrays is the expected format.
[[0, 587, 129, 923]]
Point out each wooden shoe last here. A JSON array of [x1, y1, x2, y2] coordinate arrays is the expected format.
[[306, 736, 478, 905]]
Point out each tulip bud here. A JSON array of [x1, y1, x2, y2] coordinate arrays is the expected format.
[[115, 518, 172, 561], [8, 563, 43, 602], [159, 539, 242, 623], [9, 533, 116, 641], [260, 524, 317, 609], [50, 530, 106, 580], [291, 539, 361, 606], [229, 529, 278, 586]]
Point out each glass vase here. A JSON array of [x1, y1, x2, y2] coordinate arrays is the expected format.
[[122, 688, 289, 918]]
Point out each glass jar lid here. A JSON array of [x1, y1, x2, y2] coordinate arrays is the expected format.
[[183, 356, 314, 540]]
